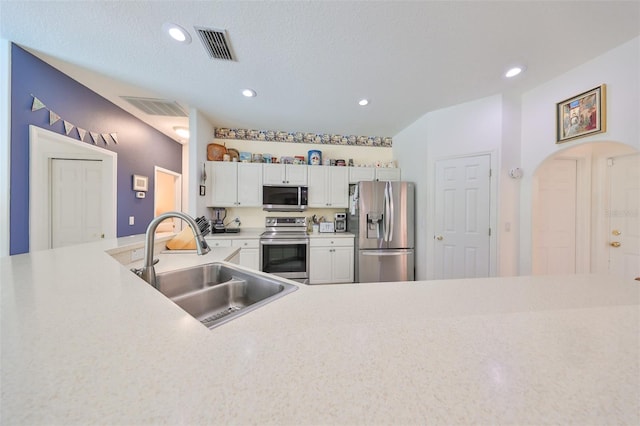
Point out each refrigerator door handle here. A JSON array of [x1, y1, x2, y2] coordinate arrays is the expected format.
[[382, 183, 387, 241], [383, 182, 390, 241], [361, 250, 410, 256], [388, 182, 394, 242]]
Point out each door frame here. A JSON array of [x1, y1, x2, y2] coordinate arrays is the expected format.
[[154, 166, 183, 231], [431, 150, 498, 278], [29, 125, 117, 251]]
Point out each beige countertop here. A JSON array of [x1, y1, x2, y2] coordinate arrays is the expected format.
[[1, 235, 638, 425]]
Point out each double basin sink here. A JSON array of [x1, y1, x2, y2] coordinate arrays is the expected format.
[[155, 262, 298, 329]]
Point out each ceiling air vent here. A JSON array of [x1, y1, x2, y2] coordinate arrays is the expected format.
[[121, 96, 188, 117], [195, 26, 235, 61]]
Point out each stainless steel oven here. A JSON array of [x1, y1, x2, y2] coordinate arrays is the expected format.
[[259, 217, 309, 283]]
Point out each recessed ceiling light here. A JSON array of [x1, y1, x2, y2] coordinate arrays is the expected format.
[[358, 99, 369, 106], [242, 89, 257, 98], [162, 23, 191, 44], [505, 66, 524, 78], [173, 126, 190, 138]]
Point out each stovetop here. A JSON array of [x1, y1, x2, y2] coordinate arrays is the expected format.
[[261, 216, 309, 239]]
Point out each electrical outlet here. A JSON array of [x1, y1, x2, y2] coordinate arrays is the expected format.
[[130, 248, 144, 262], [129, 216, 135, 225]]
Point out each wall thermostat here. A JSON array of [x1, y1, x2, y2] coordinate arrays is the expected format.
[[136, 191, 146, 199]]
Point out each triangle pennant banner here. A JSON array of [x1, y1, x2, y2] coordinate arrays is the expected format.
[[30, 94, 120, 146], [49, 110, 61, 126], [64, 121, 74, 135], [31, 96, 46, 111], [90, 132, 100, 144]]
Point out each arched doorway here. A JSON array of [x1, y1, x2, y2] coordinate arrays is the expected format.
[[531, 141, 638, 278]]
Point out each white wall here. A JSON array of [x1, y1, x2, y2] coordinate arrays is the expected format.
[[395, 95, 503, 280], [0, 39, 11, 257], [498, 93, 522, 276], [188, 109, 214, 220], [396, 37, 639, 280], [519, 36, 640, 274]]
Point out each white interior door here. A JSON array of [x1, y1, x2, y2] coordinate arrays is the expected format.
[[532, 159, 577, 275], [51, 159, 103, 248], [608, 154, 640, 280], [434, 155, 491, 279]]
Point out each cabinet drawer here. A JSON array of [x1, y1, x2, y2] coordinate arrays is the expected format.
[[310, 237, 354, 248], [204, 238, 232, 248], [232, 239, 259, 249]]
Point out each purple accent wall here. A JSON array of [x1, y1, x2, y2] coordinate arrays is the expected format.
[[10, 44, 183, 255]]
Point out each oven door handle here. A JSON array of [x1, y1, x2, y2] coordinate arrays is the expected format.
[[260, 239, 309, 245]]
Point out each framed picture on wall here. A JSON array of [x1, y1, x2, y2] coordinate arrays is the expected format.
[[556, 84, 606, 143], [133, 174, 148, 192]]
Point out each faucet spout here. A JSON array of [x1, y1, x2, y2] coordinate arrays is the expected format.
[[139, 211, 210, 288]]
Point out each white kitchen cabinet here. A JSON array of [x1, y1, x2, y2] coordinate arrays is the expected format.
[[348, 166, 400, 183], [207, 162, 263, 207], [263, 164, 308, 185], [348, 167, 376, 183], [204, 238, 232, 248], [309, 237, 354, 284], [375, 167, 401, 181], [231, 239, 259, 270], [308, 166, 349, 208]]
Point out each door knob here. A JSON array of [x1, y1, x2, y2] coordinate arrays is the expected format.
[[610, 241, 621, 247], [612, 229, 621, 236], [435, 235, 443, 241]]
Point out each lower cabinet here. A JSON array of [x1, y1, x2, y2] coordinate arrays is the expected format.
[[204, 238, 259, 270], [206, 238, 232, 248], [309, 237, 354, 284], [232, 239, 259, 270]]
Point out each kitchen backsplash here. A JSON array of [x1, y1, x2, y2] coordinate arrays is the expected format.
[[221, 207, 346, 229]]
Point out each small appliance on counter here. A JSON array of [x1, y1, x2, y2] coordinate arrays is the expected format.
[[319, 222, 335, 233], [210, 207, 227, 233], [334, 213, 347, 233]]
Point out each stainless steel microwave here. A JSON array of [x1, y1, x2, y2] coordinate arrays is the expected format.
[[263, 185, 308, 212]]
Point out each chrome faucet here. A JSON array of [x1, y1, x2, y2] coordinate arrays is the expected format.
[[134, 211, 210, 288]]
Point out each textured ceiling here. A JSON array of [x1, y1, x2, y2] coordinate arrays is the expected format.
[[1, 1, 639, 143]]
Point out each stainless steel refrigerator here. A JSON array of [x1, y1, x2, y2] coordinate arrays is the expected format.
[[348, 181, 415, 283]]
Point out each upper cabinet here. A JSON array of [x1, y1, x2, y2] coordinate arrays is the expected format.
[[349, 166, 400, 183], [207, 162, 263, 207], [374, 167, 401, 181], [263, 164, 308, 185], [308, 166, 349, 208]]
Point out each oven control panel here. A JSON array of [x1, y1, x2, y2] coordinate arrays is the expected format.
[[265, 217, 308, 227]]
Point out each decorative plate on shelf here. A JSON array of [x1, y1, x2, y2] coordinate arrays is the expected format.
[[227, 148, 239, 161]]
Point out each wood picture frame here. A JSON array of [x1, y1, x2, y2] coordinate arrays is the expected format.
[[556, 84, 606, 143]]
